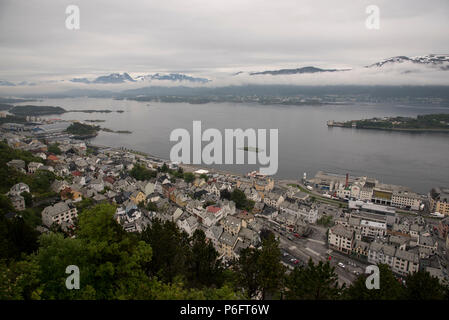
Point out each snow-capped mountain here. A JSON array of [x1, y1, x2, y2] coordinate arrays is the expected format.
[[70, 72, 210, 84], [0, 80, 16, 86], [71, 72, 136, 84], [367, 54, 449, 70], [135, 73, 210, 83]]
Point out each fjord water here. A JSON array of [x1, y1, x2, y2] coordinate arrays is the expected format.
[[26, 98, 449, 194]]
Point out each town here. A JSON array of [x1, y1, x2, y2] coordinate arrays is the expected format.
[[1, 117, 448, 289]]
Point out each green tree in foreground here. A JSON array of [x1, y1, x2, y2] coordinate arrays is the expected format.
[[403, 270, 447, 300], [187, 229, 224, 289], [343, 264, 404, 300], [286, 259, 343, 300], [235, 233, 285, 299], [140, 219, 190, 283]]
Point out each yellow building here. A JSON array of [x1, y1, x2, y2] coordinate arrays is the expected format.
[[130, 191, 146, 205], [430, 187, 449, 215]]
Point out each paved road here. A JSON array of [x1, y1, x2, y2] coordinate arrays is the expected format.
[[263, 219, 357, 286]]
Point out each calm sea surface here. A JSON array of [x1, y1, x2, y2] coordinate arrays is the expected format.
[[20, 98, 449, 194]]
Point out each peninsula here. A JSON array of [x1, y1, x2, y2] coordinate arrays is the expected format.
[[327, 113, 449, 132]]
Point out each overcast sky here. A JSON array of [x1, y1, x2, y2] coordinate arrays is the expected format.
[[0, 0, 448, 82]]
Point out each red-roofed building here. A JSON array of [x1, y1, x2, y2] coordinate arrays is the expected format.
[[47, 155, 60, 162], [72, 170, 82, 177], [207, 206, 221, 214], [103, 176, 115, 185]]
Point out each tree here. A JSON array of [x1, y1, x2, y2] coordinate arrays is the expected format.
[[30, 170, 56, 194], [235, 247, 261, 299], [75, 203, 153, 299], [343, 264, 404, 300], [160, 163, 169, 173], [187, 229, 223, 288], [140, 219, 190, 284], [21, 191, 33, 207], [230, 189, 254, 211], [286, 259, 342, 300], [129, 164, 156, 181], [235, 233, 285, 299], [47, 143, 62, 155], [403, 270, 447, 300], [220, 189, 231, 200], [138, 200, 146, 209], [0, 213, 39, 262], [183, 172, 195, 183], [257, 234, 286, 299], [146, 202, 158, 212]]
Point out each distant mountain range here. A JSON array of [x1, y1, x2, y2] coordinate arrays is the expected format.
[[71, 72, 136, 84], [0, 80, 17, 86], [70, 72, 210, 84], [248, 66, 351, 76], [135, 73, 210, 83], [366, 54, 449, 70], [1, 54, 448, 87]]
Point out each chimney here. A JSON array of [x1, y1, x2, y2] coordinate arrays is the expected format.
[[345, 173, 349, 189]]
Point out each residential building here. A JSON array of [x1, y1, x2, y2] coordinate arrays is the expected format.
[[218, 231, 238, 259], [8, 182, 30, 196], [221, 216, 242, 236], [328, 225, 354, 254], [41, 202, 78, 227], [429, 187, 449, 215]]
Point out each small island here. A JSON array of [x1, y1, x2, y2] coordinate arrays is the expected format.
[[85, 119, 106, 123], [327, 114, 449, 133], [9, 105, 66, 116], [101, 128, 132, 134], [66, 122, 100, 139], [7, 105, 125, 116], [66, 122, 132, 138]]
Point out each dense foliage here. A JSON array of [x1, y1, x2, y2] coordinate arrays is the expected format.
[[66, 122, 100, 136], [9, 105, 66, 116], [347, 114, 449, 130], [129, 163, 157, 181]]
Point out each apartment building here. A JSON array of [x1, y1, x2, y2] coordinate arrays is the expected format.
[[391, 191, 422, 210], [328, 225, 354, 254], [41, 202, 78, 227], [429, 187, 449, 215]]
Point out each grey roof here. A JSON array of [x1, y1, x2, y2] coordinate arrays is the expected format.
[[369, 242, 396, 257], [219, 231, 238, 247], [234, 239, 251, 254], [42, 202, 71, 217], [238, 227, 258, 241], [208, 225, 224, 240], [330, 224, 353, 239], [389, 235, 409, 246], [419, 235, 436, 247], [222, 216, 241, 228], [395, 249, 419, 263], [348, 217, 361, 226], [354, 240, 370, 251]]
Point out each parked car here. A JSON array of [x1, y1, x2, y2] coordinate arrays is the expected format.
[[338, 262, 345, 268]]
